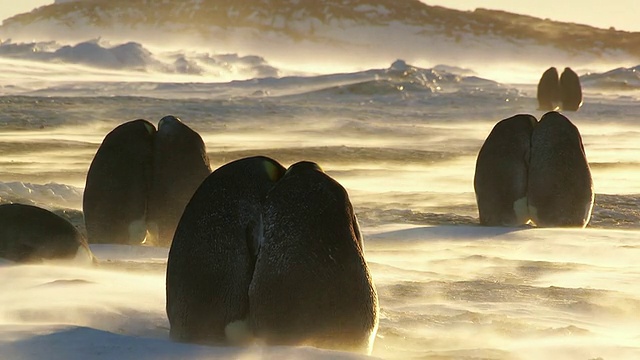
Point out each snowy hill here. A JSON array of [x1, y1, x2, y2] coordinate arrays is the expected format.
[[1, 0, 639, 77], [2, 0, 639, 52]]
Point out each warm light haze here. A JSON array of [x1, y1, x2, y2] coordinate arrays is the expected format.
[[0, 1, 639, 359], [422, 0, 640, 32]]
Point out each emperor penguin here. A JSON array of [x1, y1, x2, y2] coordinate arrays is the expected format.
[[249, 161, 379, 354], [528, 111, 593, 227], [83, 119, 155, 244], [474, 114, 537, 226], [537, 67, 561, 110], [560, 67, 583, 111], [147, 115, 211, 247], [0, 203, 94, 263], [166, 156, 285, 345]]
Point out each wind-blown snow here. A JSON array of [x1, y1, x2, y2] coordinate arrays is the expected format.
[[0, 39, 279, 81], [581, 65, 640, 90], [1, 227, 639, 359], [0, 244, 369, 359]]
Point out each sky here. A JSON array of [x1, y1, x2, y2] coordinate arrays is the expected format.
[[421, 0, 640, 32], [0, 0, 51, 23], [0, 0, 639, 32]]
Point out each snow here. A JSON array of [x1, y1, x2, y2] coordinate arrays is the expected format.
[[353, 4, 391, 16], [0, 182, 83, 209], [1, 227, 639, 359], [0, 93, 639, 358], [0, 245, 374, 359]]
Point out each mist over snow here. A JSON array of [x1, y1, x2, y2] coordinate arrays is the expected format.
[[0, 38, 279, 81], [0, 46, 516, 99], [581, 65, 640, 91], [1, 0, 640, 83], [0, 36, 638, 99]]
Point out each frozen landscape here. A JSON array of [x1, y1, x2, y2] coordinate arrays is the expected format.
[[0, 1, 640, 359]]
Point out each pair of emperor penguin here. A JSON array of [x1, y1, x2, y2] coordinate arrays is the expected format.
[[82, 116, 211, 247], [166, 157, 379, 354], [537, 67, 583, 111], [474, 111, 594, 227]]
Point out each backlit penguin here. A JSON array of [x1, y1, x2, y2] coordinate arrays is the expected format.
[[166, 156, 285, 345], [0, 203, 94, 263], [83, 119, 155, 244], [147, 115, 211, 247], [537, 67, 561, 110], [560, 67, 583, 111], [249, 161, 379, 354], [474, 114, 537, 226], [528, 111, 593, 227]]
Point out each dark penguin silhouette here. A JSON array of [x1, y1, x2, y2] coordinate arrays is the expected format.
[[537, 67, 561, 110], [249, 161, 379, 354], [166, 156, 285, 345], [474, 114, 537, 226], [560, 67, 583, 111], [528, 111, 593, 227], [147, 115, 211, 247], [0, 203, 94, 263], [83, 119, 155, 245]]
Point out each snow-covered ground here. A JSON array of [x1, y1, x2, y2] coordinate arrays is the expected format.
[[1, 226, 640, 359]]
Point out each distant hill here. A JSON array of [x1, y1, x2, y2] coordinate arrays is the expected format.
[[2, 0, 639, 68]]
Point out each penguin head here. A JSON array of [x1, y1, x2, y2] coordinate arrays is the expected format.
[[286, 161, 324, 175], [158, 115, 183, 131]]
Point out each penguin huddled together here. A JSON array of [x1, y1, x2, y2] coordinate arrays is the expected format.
[[474, 111, 594, 228], [82, 116, 211, 247], [537, 67, 583, 111], [165, 156, 379, 354]]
